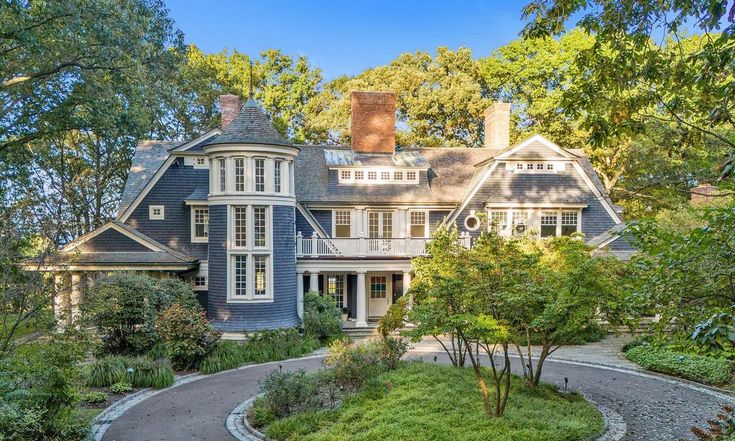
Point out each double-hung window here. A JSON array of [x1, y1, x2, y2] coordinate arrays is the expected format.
[[490, 210, 508, 234], [540, 211, 558, 238], [191, 207, 209, 242], [334, 210, 351, 238], [512, 211, 529, 235], [274, 160, 282, 193], [219, 159, 227, 192], [561, 211, 579, 236], [234, 158, 245, 192], [254, 158, 265, 192], [409, 211, 427, 237], [229, 205, 271, 301]]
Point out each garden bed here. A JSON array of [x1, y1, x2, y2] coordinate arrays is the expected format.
[[251, 361, 604, 441], [624, 345, 733, 386]]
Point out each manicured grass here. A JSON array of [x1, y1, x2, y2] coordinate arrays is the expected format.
[[262, 362, 604, 441], [625, 345, 733, 386]]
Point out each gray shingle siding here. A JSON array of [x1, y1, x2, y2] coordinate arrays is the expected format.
[[295, 210, 315, 236], [311, 210, 332, 236], [429, 211, 451, 234], [77, 229, 150, 252], [125, 158, 209, 260], [207, 204, 299, 332], [456, 161, 617, 239]]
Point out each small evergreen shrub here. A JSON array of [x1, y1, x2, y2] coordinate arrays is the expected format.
[[109, 382, 132, 394], [303, 291, 344, 343], [625, 345, 733, 385], [156, 304, 221, 370], [324, 337, 408, 392]]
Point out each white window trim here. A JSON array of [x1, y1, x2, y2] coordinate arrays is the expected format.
[[464, 213, 480, 231], [193, 261, 208, 291], [190, 206, 209, 243], [149, 205, 164, 220], [336, 167, 421, 185], [486, 208, 582, 238], [326, 273, 348, 308], [505, 161, 566, 173], [227, 204, 274, 303]]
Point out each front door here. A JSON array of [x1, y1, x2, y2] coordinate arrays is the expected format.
[[368, 211, 393, 253], [368, 275, 390, 317]]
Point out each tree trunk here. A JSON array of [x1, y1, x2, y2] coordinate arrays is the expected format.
[[464, 338, 492, 416], [532, 344, 551, 388]]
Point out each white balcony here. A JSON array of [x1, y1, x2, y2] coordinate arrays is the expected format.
[[295, 232, 471, 258]]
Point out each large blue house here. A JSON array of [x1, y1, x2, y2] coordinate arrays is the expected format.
[[37, 91, 633, 333]]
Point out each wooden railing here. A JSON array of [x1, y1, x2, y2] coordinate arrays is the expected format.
[[296, 232, 472, 258]]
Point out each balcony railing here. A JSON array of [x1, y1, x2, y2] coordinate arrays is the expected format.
[[295, 232, 472, 258]]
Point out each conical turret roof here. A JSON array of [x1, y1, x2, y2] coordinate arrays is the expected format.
[[203, 98, 292, 147]]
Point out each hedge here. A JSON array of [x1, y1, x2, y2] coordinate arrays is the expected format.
[[625, 346, 733, 386]]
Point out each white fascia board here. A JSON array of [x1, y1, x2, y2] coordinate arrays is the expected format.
[[494, 134, 576, 160], [296, 259, 413, 273], [484, 202, 589, 208], [118, 155, 177, 222], [171, 129, 222, 152], [61, 222, 162, 253], [570, 162, 622, 224]]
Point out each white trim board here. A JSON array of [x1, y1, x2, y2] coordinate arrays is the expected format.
[[494, 134, 577, 160], [170, 128, 222, 152], [445, 161, 500, 225], [118, 155, 176, 222], [61, 222, 162, 253]]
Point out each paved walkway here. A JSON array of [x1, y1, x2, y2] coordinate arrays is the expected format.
[[102, 337, 733, 441]]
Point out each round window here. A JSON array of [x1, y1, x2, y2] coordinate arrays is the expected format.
[[464, 215, 479, 231]]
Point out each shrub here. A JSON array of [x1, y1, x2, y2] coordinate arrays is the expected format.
[[303, 291, 343, 343], [259, 369, 325, 419], [324, 337, 407, 392], [199, 341, 245, 374], [378, 296, 408, 338], [156, 278, 201, 310], [79, 390, 108, 404], [109, 382, 132, 394], [156, 304, 221, 370], [625, 345, 733, 385], [84, 274, 199, 355]]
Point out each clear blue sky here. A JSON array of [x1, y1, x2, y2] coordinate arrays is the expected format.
[[164, 0, 538, 80]]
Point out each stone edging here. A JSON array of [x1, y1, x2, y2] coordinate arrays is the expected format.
[[227, 394, 266, 441], [88, 353, 326, 441], [228, 390, 625, 441]]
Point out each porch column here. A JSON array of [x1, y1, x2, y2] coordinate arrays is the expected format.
[[296, 271, 304, 320], [356, 270, 367, 328], [70, 272, 82, 326], [404, 270, 414, 309], [53, 273, 68, 327], [309, 271, 319, 293]]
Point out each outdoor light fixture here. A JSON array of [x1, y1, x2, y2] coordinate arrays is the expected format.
[[564, 377, 569, 394]]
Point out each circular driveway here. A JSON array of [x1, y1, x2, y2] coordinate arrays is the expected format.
[[101, 350, 733, 441]]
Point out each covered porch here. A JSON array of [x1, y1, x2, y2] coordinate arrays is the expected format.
[[295, 259, 412, 328]]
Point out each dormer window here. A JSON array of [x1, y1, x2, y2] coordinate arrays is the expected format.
[[368, 171, 377, 180], [393, 171, 403, 180], [337, 168, 421, 184], [381, 171, 391, 180], [406, 171, 417, 181], [355, 170, 364, 180], [341, 170, 351, 180], [507, 162, 562, 173]]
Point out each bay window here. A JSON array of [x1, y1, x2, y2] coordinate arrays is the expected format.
[[254, 158, 265, 192], [234, 158, 245, 192], [274, 160, 282, 193], [219, 159, 226, 192]]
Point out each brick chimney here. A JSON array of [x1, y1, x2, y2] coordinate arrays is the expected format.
[[691, 183, 719, 206], [351, 91, 396, 154], [219, 94, 241, 130], [484, 102, 511, 150]]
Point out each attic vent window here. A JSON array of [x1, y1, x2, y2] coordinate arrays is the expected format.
[[507, 162, 562, 174]]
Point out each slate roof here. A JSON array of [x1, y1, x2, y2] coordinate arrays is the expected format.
[[118, 140, 180, 217], [185, 186, 209, 202], [294, 145, 495, 204], [202, 98, 292, 148]]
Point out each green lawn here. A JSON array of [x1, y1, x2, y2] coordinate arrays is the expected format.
[[262, 362, 604, 441]]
